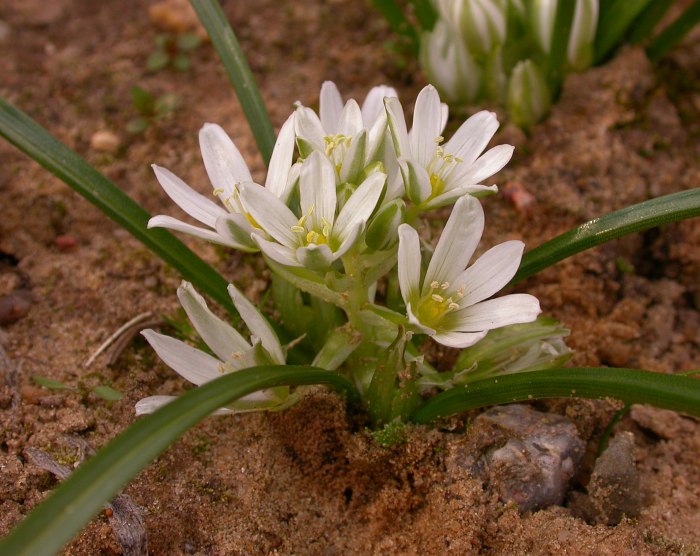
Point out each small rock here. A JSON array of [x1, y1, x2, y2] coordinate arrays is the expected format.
[[90, 130, 120, 154], [54, 235, 78, 252], [447, 404, 585, 513], [502, 181, 536, 214], [569, 432, 641, 525], [0, 290, 32, 325], [149, 0, 207, 38]]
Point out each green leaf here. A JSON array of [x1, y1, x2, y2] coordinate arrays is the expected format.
[[147, 49, 170, 72], [130, 86, 155, 115], [190, 0, 276, 165], [626, 0, 673, 44], [0, 96, 236, 316], [92, 385, 124, 401], [154, 92, 180, 117], [32, 376, 72, 390], [125, 117, 149, 134], [545, 0, 576, 94], [646, 0, 700, 62], [411, 367, 700, 424], [594, 0, 654, 64], [172, 53, 192, 72], [511, 189, 700, 285], [0, 366, 359, 556], [370, 0, 420, 56], [176, 33, 202, 51]]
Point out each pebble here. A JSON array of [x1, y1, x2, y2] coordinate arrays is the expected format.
[[55, 235, 78, 252], [0, 290, 32, 325], [447, 404, 585, 513], [90, 130, 120, 154], [502, 181, 536, 214]]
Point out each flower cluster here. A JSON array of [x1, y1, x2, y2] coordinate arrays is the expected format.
[[139, 81, 553, 416]]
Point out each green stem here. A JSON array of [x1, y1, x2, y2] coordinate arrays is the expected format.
[[646, 0, 700, 62], [411, 368, 700, 424], [190, 0, 276, 165]]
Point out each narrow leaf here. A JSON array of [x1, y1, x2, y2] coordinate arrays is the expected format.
[[594, 0, 654, 63], [647, 0, 700, 62], [0, 96, 236, 315], [0, 366, 359, 556], [626, 0, 673, 44], [511, 189, 700, 285], [32, 376, 72, 390]]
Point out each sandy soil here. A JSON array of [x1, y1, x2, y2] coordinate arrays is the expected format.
[[1, 1, 699, 554]]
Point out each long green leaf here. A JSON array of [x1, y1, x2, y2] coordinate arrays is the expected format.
[[626, 0, 673, 44], [0, 366, 359, 556], [647, 0, 700, 62], [189, 0, 276, 165], [411, 367, 700, 423], [370, 0, 420, 55], [0, 96, 236, 315], [511, 188, 700, 285], [546, 0, 576, 94], [594, 0, 654, 63]]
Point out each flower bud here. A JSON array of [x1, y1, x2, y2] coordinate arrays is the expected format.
[[365, 198, 405, 252], [568, 0, 598, 70], [506, 59, 551, 128], [458, 0, 508, 57]]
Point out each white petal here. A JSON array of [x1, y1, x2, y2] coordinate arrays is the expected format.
[[399, 157, 432, 204], [214, 214, 259, 252], [385, 97, 411, 159], [397, 224, 422, 306], [332, 221, 363, 260], [451, 144, 514, 186], [238, 182, 298, 247], [446, 294, 541, 332], [296, 243, 335, 269], [264, 113, 296, 200], [320, 81, 344, 134], [440, 103, 449, 133], [453, 240, 524, 305], [444, 111, 500, 166], [423, 196, 484, 292], [406, 302, 436, 334], [142, 329, 222, 386], [337, 99, 363, 137], [366, 110, 388, 162], [228, 283, 285, 364], [135, 395, 176, 416], [177, 281, 250, 361], [333, 171, 385, 243], [252, 234, 302, 267], [152, 165, 226, 227], [432, 330, 488, 349], [410, 85, 443, 167], [294, 106, 326, 151], [199, 123, 252, 196], [147, 215, 237, 247], [299, 152, 337, 230], [423, 184, 498, 210], [339, 129, 367, 184], [362, 85, 397, 126]]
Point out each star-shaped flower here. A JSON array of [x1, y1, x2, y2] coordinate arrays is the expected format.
[[397, 195, 541, 348]]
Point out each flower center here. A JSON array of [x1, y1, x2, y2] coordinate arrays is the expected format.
[[324, 134, 352, 175], [290, 204, 332, 247], [415, 281, 464, 328], [426, 136, 462, 198]]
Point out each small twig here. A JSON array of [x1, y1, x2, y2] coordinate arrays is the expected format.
[[85, 312, 163, 368]]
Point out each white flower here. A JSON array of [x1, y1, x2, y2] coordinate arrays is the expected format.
[[136, 281, 289, 415], [294, 81, 398, 185], [239, 151, 385, 270], [397, 195, 540, 348], [148, 117, 298, 251], [435, 0, 507, 56], [385, 84, 513, 210]]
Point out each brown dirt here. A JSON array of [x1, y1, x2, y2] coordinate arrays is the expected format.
[[1, 1, 699, 554]]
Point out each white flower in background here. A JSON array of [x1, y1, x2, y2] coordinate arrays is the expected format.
[[435, 0, 507, 57], [239, 151, 385, 270], [136, 281, 290, 415], [148, 116, 298, 251], [397, 195, 540, 348], [294, 81, 398, 185], [385, 84, 513, 210]]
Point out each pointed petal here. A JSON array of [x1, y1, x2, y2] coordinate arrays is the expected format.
[[214, 214, 259, 252], [238, 182, 298, 247], [451, 144, 514, 186], [337, 99, 363, 137], [362, 85, 397, 126], [397, 224, 422, 306], [252, 234, 302, 267], [424, 196, 484, 291], [177, 281, 249, 361], [410, 85, 443, 167], [332, 221, 363, 260], [385, 97, 411, 159], [152, 165, 226, 227], [296, 243, 335, 270], [135, 395, 177, 416], [264, 113, 296, 199], [432, 330, 488, 348], [299, 151, 337, 229], [399, 157, 432, 204], [142, 329, 222, 386], [446, 294, 541, 332], [440, 103, 449, 133], [319, 81, 344, 133], [339, 129, 367, 184], [453, 240, 524, 305], [147, 215, 236, 246], [199, 124, 252, 197], [444, 111, 500, 166], [334, 171, 385, 243], [294, 106, 326, 151], [407, 302, 436, 334], [228, 283, 285, 364], [423, 184, 498, 210], [366, 110, 388, 161]]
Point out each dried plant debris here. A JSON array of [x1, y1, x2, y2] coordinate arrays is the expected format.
[[25, 440, 148, 556]]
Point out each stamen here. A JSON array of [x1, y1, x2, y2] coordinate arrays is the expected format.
[[440, 282, 449, 290], [430, 280, 440, 290], [448, 302, 460, 311], [431, 294, 445, 303]]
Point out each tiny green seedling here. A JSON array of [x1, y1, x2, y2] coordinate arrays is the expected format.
[[147, 33, 202, 73], [32, 375, 124, 401], [126, 86, 179, 134]]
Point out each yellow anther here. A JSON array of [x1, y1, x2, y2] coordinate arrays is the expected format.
[[440, 282, 450, 290], [291, 225, 305, 233], [212, 188, 224, 196], [321, 217, 332, 237], [431, 294, 445, 303], [430, 281, 440, 290], [448, 302, 460, 311]]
